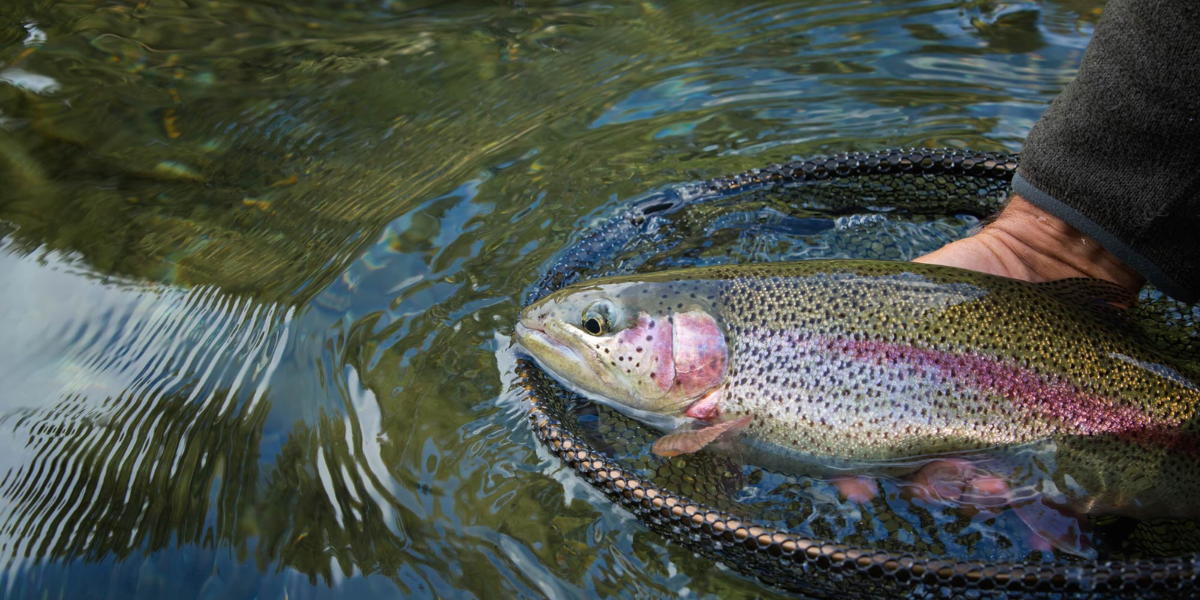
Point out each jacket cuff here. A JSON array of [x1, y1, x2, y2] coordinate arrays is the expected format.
[[1011, 172, 1192, 303]]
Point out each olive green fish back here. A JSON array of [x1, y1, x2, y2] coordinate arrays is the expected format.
[[519, 149, 1200, 598]]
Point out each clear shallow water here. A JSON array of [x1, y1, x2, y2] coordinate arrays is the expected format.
[[0, 1, 1107, 597]]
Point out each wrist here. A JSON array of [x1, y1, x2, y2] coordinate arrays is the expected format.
[[974, 196, 1145, 294]]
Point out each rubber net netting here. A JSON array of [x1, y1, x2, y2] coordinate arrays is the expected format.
[[517, 149, 1200, 599]]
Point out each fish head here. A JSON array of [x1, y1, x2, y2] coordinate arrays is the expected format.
[[515, 280, 728, 416]]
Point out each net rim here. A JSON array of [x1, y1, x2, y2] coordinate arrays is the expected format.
[[518, 148, 1200, 597]]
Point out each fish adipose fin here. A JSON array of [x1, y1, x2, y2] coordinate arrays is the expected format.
[[652, 416, 752, 457]]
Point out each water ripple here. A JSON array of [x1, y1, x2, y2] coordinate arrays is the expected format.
[[0, 0, 1114, 596], [0, 246, 291, 577]]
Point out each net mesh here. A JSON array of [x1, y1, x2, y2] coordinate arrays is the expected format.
[[517, 149, 1200, 599]]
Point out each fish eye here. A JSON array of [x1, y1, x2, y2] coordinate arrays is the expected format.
[[584, 317, 605, 335], [582, 300, 615, 336]]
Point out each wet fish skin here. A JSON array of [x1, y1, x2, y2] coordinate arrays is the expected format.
[[516, 260, 1200, 517]]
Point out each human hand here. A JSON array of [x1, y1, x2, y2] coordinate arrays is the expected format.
[[914, 195, 1145, 302]]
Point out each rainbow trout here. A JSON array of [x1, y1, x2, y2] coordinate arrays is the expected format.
[[514, 260, 1200, 519]]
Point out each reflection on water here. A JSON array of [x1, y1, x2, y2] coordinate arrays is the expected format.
[[0, 0, 1125, 597]]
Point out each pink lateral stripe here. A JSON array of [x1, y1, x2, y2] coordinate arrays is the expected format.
[[815, 336, 1197, 453]]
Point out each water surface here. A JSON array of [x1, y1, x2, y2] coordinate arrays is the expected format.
[[0, 1, 1106, 597]]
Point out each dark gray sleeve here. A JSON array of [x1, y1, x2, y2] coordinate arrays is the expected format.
[[1012, 0, 1200, 303]]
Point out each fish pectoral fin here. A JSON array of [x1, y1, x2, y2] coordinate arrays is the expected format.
[[652, 416, 752, 458]]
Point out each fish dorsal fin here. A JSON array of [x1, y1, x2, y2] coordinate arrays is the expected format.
[[1034, 278, 1136, 322]]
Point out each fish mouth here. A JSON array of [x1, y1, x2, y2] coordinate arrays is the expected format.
[[514, 320, 608, 401], [518, 311, 545, 334], [514, 319, 583, 365]]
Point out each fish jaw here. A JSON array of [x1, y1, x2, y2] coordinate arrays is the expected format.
[[514, 317, 617, 396]]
